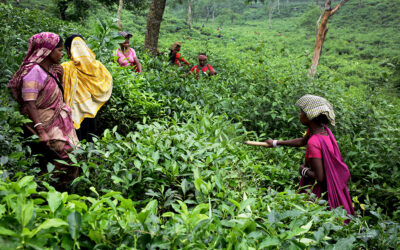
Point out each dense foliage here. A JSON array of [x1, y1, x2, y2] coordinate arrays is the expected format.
[[0, 0, 399, 248]]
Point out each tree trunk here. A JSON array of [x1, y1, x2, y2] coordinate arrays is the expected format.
[[205, 5, 210, 23], [268, 5, 273, 29], [309, 0, 349, 76], [358, 0, 361, 7], [188, 0, 192, 29], [57, 0, 68, 21], [212, 1, 215, 24], [145, 0, 167, 56], [315, 4, 323, 38], [117, 0, 123, 30], [277, 0, 280, 14]]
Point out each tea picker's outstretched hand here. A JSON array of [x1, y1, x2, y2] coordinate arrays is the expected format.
[[243, 141, 272, 148]]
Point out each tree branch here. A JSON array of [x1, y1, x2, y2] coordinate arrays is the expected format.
[[324, 0, 332, 11], [330, 0, 350, 15], [315, 4, 323, 38]]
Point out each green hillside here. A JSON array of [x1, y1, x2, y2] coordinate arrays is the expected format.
[[0, 0, 399, 248]]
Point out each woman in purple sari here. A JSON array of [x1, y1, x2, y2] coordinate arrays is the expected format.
[[8, 32, 79, 186], [264, 95, 355, 217]]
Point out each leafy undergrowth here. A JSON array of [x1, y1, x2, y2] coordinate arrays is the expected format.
[[0, 2, 400, 249]]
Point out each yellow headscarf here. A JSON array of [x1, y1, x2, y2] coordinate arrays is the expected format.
[[62, 37, 113, 129]]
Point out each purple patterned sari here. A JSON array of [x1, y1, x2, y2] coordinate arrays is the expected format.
[[8, 32, 78, 159]]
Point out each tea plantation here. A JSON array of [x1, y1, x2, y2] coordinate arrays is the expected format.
[[0, 0, 399, 248]]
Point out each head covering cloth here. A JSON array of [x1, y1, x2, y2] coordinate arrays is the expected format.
[[62, 37, 112, 129], [170, 41, 182, 51], [118, 31, 132, 44], [198, 54, 207, 60], [118, 31, 133, 39], [8, 32, 60, 102], [296, 94, 335, 126]]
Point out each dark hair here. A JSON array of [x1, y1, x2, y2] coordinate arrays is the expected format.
[[313, 114, 329, 125], [169, 50, 177, 64], [56, 36, 63, 48], [200, 53, 206, 56], [64, 34, 84, 51]]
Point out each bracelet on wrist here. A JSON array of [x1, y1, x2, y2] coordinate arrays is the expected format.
[[301, 167, 309, 177], [34, 122, 43, 128], [272, 140, 280, 148]]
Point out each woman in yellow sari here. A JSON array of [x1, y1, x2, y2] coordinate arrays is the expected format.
[[62, 34, 113, 142]]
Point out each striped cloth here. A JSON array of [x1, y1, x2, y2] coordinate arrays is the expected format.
[[295, 94, 335, 126], [62, 37, 113, 129]]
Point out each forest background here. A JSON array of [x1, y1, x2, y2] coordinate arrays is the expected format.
[[0, 0, 399, 248]]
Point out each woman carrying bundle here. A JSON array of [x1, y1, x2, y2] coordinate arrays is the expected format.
[[245, 95, 355, 218], [8, 32, 80, 187]]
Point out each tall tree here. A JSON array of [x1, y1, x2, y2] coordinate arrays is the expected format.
[[117, 0, 123, 30], [188, 0, 192, 29], [309, 0, 350, 76], [277, 0, 280, 13], [145, 0, 167, 56]]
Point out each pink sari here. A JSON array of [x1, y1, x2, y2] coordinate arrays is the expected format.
[[299, 125, 355, 217]]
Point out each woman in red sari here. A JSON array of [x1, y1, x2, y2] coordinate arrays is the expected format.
[[264, 95, 355, 217], [169, 42, 190, 67], [8, 32, 79, 187]]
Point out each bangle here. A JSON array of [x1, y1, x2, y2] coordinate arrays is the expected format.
[[34, 123, 43, 128], [301, 167, 309, 177], [272, 140, 279, 148]]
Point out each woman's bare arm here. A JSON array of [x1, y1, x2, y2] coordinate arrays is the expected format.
[[299, 159, 325, 182], [25, 101, 50, 146], [134, 57, 142, 73], [265, 133, 310, 148]]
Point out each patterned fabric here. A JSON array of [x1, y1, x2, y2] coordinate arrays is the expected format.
[[62, 37, 112, 129], [198, 54, 207, 60], [22, 65, 79, 158], [295, 94, 335, 126], [8, 32, 79, 159], [21, 65, 48, 101], [8, 32, 60, 102], [118, 31, 133, 39]]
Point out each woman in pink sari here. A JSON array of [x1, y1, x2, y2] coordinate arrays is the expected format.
[[8, 32, 79, 186], [115, 31, 142, 73], [264, 95, 355, 218]]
